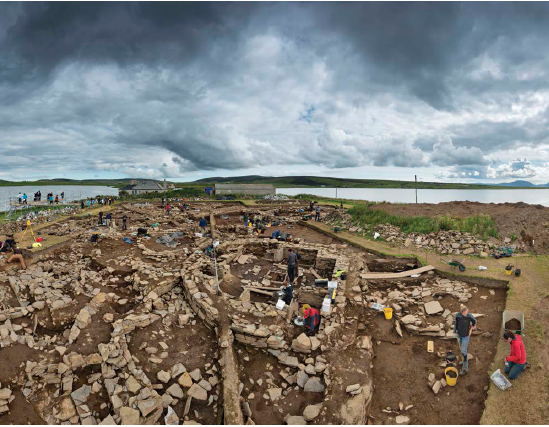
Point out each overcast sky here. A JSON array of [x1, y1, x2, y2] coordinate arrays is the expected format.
[[2, 2, 549, 183]]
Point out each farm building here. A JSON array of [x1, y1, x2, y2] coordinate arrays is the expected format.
[[120, 179, 168, 195], [214, 183, 276, 196]]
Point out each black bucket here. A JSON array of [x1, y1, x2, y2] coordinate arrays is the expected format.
[[514, 269, 521, 277]]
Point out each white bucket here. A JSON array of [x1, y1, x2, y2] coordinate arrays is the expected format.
[[276, 299, 286, 310], [322, 297, 331, 313]]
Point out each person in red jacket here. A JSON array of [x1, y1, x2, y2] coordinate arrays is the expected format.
[[303, 306, 320, 336], [503, 331, 527, 379]]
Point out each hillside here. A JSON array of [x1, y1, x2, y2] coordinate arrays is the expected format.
[[192, 175, 543, 189]]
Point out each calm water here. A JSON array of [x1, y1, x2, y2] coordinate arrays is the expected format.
[[0, 185, 118, 211], [277, 187, 549, 206]]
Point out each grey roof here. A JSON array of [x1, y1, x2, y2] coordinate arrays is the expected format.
[[121, 180, 165, 191], [214, 184, 275, 190]]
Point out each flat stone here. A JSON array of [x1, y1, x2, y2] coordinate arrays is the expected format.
[[120, 407, 140, 425], [187, 384, 207, 401], [56, 398, 76, 422], [126, 376, 141, 394], [304, 377, 324, 393], [303, 404, 322, 421], [424, 301, 444, 315], [286, 415, 307, 425], [345, 383, 361, 393], [189, 368, 202, 382], [137, 395, 162, 417], [396, 415, 410, 424], [400, 314, 417, 325], [171, 363, 186, 377], [296, 370, 308, 388], [178, 372, 193, 388], [157, 370, 171, 384], [267, 388, 282, 401], [70, 385, 91, 405], [167, 383, 184, 399]]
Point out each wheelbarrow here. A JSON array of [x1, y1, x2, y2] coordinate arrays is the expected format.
[[441, 258, 466, 272]]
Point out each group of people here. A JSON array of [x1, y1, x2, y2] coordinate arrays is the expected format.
[[454, 305, 528, 380], [309, 201, 322, 221], [96, 212, 127, 230], [277, 248, 321, 335]]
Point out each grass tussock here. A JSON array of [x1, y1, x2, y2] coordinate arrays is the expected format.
[[348, 205, 499, 240]]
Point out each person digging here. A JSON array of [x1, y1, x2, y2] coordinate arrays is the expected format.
[[453, 305, 476, 375]]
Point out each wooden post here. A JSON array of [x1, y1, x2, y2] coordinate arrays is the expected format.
[[415, 175, 418, 204]]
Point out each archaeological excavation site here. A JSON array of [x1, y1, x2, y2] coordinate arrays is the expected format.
[[0, 200, 510, 425]]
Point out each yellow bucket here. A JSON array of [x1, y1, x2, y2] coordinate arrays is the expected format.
[[445, 367, 459, 386], [383, 307, 393, 320], [505, 269, 513, 276]]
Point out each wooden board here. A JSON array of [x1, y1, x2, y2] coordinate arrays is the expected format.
[[360, 265, 435, 280]]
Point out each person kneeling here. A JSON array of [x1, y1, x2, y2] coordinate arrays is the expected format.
[[503, 331, 528, 380], [304, 305, 320, 336]]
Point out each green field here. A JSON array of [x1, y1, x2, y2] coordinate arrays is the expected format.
[[347, 204, 499, 240]]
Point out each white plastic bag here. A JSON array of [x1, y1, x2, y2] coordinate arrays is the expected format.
[[373, 232, 380, 240], [478, 266, 488, 271], [490, 369, 512, 391]]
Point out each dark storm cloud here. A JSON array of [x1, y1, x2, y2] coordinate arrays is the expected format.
[[3, 2, 549, 179]]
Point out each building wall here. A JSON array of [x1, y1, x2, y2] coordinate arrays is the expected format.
[[215, 188, 276, 196], [131, 189, 164, 195]]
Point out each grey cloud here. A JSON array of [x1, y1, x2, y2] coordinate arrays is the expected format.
[[430, 136, 488, 167], [3, 3, 549, 179]]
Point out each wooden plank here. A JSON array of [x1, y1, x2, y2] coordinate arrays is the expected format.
[[309, 268, 322, 280], [248, 288, 275, 296], [360, 265, 435, 280], [243, 286, 280, 291]]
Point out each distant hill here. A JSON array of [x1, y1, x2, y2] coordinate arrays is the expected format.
[[193, 175, 533, 189], [495, 180, 549, 188]]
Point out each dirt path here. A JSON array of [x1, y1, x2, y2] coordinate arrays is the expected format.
[[303, 221, 549, 425]]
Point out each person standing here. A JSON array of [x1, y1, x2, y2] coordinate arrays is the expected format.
[[315, 205, 321, 221], [49, 195, 54, 205], [106, 213, 112, 227], [199, 216, 207, 233], [22, 193, 28, 204], [122, 215, 128, 231], [503, 331, 528, 380], [284, 248, 298, 284], [17, 192, 22, 204], [453, 306, 476, 375], [98, 211, 103, 226], [55, 195, 59, 204], [61, 191, 65, 200], [166, 203, 171, 215]]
